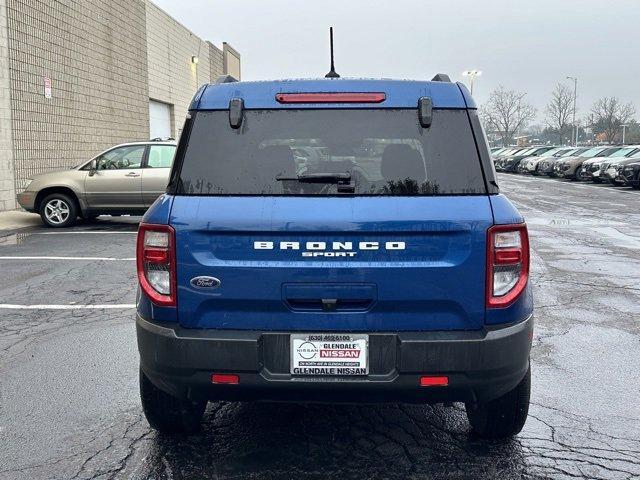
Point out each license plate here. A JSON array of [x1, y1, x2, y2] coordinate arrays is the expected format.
[[290, 334, 368, 376]]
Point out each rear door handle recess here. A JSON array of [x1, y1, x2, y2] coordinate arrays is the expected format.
[[282, 284, 377, 312], [126, 172, 140, 177]]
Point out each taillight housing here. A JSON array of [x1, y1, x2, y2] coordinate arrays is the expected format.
[[486, 223, 529, 308], [137, 223, 176, 307]]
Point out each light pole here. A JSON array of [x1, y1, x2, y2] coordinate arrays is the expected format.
[[566, 76, 578, 146], [462, 70, 482, 95], [517, 92, 527, 144], [621, 124, 628, 145]]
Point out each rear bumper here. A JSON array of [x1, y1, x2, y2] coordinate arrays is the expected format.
[[137, 314, 533, 405]]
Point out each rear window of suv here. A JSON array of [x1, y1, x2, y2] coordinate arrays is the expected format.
[[174, 109, 486, 196]]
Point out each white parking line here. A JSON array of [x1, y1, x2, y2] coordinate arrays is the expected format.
[[0, 256, 135, 261], [0, 304, 136, 310], [34, 231, 137, 235]]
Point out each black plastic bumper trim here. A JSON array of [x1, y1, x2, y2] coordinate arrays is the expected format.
[[137, 314, 533, 404]]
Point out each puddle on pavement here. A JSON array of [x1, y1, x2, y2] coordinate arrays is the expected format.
[[0, 232, 31, 246]]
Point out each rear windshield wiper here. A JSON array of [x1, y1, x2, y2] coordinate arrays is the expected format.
[[275, 172, 355, 193], [276, 172, 351, 184]]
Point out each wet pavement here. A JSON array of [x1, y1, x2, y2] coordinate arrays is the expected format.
[[0, 175, 639, 480]]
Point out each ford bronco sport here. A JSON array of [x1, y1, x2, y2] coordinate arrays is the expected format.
[[136, 75, 533, 439]]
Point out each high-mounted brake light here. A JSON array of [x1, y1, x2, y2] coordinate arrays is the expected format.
[[486, 224, 529, 308], [137, 223, 176, 307], [275, 92, 386, 104]]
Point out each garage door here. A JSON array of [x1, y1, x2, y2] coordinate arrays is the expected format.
[[149, 100, 172, 139]]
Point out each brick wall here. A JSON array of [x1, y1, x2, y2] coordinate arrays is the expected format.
[[0, 0, 239, 212], [0, 0, 15, 210], [208, 41, 224, 84], [146, 0, 225, 138], [5, 0, 150, 193]]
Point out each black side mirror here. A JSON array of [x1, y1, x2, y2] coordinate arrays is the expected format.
[[418, 97, 433, 128]]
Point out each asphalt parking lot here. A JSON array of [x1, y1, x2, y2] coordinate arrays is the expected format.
[[0, 174, 639, 480]]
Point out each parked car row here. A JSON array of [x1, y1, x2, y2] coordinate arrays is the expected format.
[[492, 144, 640, 189]]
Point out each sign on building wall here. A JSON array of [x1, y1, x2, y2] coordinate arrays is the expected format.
[[43, 77, 52, 99]]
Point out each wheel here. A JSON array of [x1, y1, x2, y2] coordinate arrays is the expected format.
[[573, 167, 583, 181], [139, 367, 206, 434], [39, 193, 78, 228], [465, 366, 531, 439]]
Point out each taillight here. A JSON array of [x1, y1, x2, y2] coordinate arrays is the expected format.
[[137, 223, 176, 307], [486, 224, 529, 308]]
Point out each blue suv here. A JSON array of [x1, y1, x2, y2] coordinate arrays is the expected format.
[[135, 75, 533, 439]]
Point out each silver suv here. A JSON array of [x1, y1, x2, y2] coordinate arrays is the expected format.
[[16, 140, 177, 227]]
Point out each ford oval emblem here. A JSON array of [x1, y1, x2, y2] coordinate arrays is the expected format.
[[190, 276, 221, 289]]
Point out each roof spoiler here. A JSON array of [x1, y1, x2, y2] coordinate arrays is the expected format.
[[215, 74, 239, 84], [431, 73, 451, 82]]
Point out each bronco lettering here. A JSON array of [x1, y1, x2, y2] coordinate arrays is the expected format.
[[254, 240, 406, 257]]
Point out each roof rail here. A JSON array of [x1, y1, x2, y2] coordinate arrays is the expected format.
[[215, 74, 239, 84], [431, 73, 451, 82]]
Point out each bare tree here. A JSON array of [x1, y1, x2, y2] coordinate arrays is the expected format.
[[481, 86, 537, 146], [591, 97, 636, 143], [545, 83, 574, 145]]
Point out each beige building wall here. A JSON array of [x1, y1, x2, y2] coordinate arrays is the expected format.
[[207, 41, 224, 84], [0, 0, 240, 212], [223, 43, 241, 80], [5, 0, 150, 194], [0, 0, 15, 210], [145, 0, 228, 138]]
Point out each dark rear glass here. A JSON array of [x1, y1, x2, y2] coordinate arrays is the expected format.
[[175, 109, 486, 196]]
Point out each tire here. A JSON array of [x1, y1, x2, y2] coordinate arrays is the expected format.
[[39, 193, 78, 228], [139, 368, 206, 434], [465, 365, 531, 440], [573, 167, 583, 181]]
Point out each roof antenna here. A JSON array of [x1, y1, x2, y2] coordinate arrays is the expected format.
[[325, 27, 340, 78]]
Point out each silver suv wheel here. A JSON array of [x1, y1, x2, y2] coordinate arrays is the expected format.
[[39, 193, 77, 228], [44, 199, 70, 224]]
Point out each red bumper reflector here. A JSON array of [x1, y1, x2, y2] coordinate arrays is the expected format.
[[420, 376, 449, 387], [275, 92, 386, 104], [211, 373, 239, 385]]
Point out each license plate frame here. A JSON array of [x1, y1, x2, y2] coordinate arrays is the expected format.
[[290, 333, 369, 376]]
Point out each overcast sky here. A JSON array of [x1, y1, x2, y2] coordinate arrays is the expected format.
[[153, 0, 640, 124]]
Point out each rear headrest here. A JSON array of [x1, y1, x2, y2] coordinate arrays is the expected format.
[[255, 145, 296, 178], [381, 144, 426, 182]]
